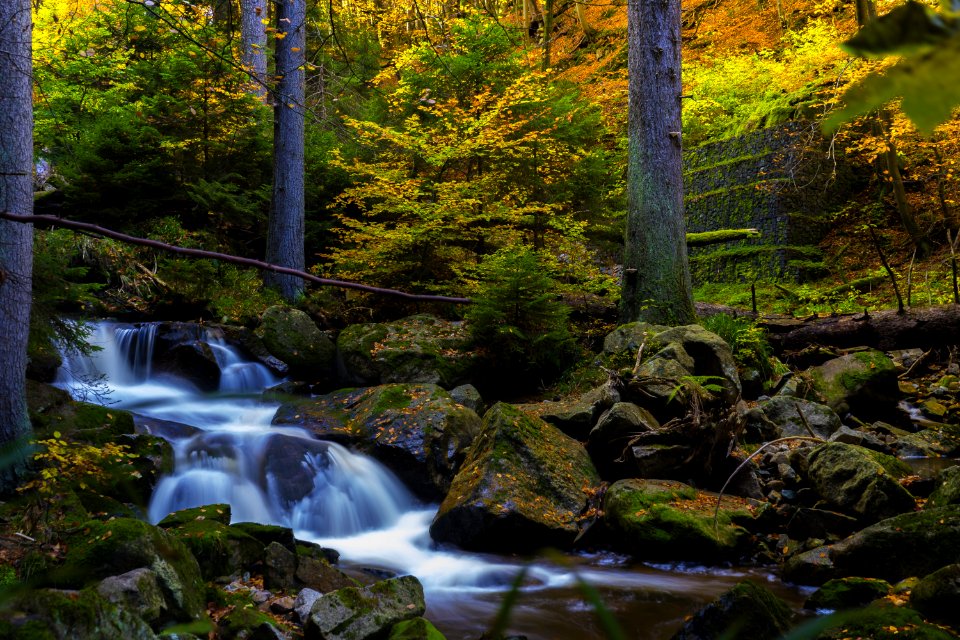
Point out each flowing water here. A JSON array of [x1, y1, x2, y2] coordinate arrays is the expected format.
[[56, 321, 806, 639]]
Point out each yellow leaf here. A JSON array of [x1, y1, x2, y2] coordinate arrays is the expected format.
[[134, 25, 147, 32]]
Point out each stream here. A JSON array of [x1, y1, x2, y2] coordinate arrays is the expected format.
[[55, 321, 807, 639]]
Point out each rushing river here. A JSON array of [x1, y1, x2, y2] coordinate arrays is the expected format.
[[56, 321, 806, 639]]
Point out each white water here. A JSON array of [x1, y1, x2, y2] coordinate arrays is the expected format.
[[57, 321, 800, 639]]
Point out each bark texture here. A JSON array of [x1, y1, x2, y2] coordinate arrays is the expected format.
[[266, 0, 306, 302], [0, 0, 34, 484], [621, 0, 696, 325], [240, 0, 268, 98]]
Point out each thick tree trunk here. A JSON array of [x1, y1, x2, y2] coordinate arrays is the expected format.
[[0, 0, 34, 488], [266, 0, 306, 302], [241, 0, 268, 98], [621, 0, 696, 325]]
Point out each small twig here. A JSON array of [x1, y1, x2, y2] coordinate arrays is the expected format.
[[14, 532, 36, 543], [631, 340, 647, 376], [793, 400, 819, 440], [867, 226, 905, 314], [906, 248, 916, 309], [899, 348, 933, 380]]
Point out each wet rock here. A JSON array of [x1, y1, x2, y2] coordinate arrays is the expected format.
[[806, 442, 916, 523], [262, 434, 335, 507], [134, 415, 201, 440], [264, 542, 297, 591], [97, 568, 166, 627], [783, 505, 960, 585], [256, 306, 336, 382], [898, 423, 960, 458], [670, 580, 793, 640], [828, 425, 891, 453], [220, 324, 289, 376], [273, 384, 481, 500], [388, 617, 447, 639], [910, 563, 960, 625], [294, 547, 357, 594], [603, 479, 755, 562], [303, 575, 426, 640], [154, 341, 221, 392], [785, 507, 860, 541], [430, 403, 600, 553], [336, 314, 477, 388], [804, 577, 892, 610], [628, 355, 694, 420], [587, 402, 658, 478], [2, 588, 160, 640], [928, 466, 960, 508], [809, 350, 899, 420]]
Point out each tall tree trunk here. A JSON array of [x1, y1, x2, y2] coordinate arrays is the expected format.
[[541, 0, 553, 70], [0, 0, 34, 488], [266, 0, 306, 302], [621, 0, 696, 325], [241, 0, 269, 98]]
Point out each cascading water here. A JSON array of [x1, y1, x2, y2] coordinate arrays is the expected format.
[[57, 321, 802, 639]]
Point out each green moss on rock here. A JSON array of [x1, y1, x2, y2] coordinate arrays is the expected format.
[[389, 617, 447, 640], [805, 577, 892, 610]]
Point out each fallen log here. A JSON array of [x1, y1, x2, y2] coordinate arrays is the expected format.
[[763, 305, 960, 353]]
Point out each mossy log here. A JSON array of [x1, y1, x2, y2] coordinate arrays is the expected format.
[[686, 228, 761, 247]]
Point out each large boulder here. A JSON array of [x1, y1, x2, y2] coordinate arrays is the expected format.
[[587, 402, 659, 478], [653, 324, 742, 403], [336, 314, 478, 388], [602, 321, 669, 357], [670, 580, 793, 640], [303, 575, 426, 640], [521, 382, 620, 440], [0, 588, 159, 640], [256, 306, 336, 381], [806, 442, 915, 523], [748, 396, 842, 441], [783, 505, 960, 585], [809, 350, 899, 420], [804, 577, 892, 611], [153, 322, 222, 392], [602, 479, 755, 562], [430, 402, 600, 552], [96, 568, 168, 628], [55, 517, 206, 623], [273, 384, 481, 500], [157, 505, 264, 581], [910, 563, 960, 625]]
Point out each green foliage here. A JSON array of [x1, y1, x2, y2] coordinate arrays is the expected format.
[[684, 21, 845, 146], [701, 313, 773, 379], [466, 247, 576, 385], [19, 432, 136, 499], [826, 1, 960, 134]]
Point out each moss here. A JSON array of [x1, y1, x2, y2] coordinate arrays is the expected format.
[[158, 504, 232, 528], [389, 617, 447, 640], [812, 603, 955, 639], [805, 577, 892, 610], [167, 518, 263, 580]]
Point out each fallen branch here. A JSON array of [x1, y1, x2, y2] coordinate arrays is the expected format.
[[0, 212, 471, 304]]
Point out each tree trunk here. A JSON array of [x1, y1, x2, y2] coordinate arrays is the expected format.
[[266, 0, 306, 302], [241, 0, 269, 99], [0, 0, 34, 488], [213, 0, 237, 32], [621, 0, 696, 325]]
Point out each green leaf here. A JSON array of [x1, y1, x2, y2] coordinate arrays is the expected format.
[[826, 33, 960, 134], [842, 1, 955, 57]]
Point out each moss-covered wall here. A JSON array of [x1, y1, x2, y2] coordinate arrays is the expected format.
[[684, 122, 845, 283]]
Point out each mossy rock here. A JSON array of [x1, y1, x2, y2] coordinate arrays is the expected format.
[[30, 395, 135, 444], [2, 587, 159, 640], [806, 442, 916, 524], [602, 322, 669, 359], [755, 396, 842, 440], [910, 563, 960, 625], [430, 402, 600, 553], [670, 580, 793, 640], [56, 518, 205, 622], [783, 505, 960, 585], [336, 315, 479, 388], [256, 305, 336, 381], [274, 384, 481, 500], [218, 605, 286, 640], [805, 577, 892, 610], [899, 424, 960, 458], [167, 518, 264, 581], [158, 504, 233, 528], [651, 324, 742, 403], [603, 478, 756, 562], [96, 567, 167, 627], [388, 617, 447, 640], [928, 466, 960, 509], [303, 575, 426, 640], [230, 522, 297, 553], [809, 350, 899, 421], [528, 383, 620, 440], [810, 602, 956, 639]]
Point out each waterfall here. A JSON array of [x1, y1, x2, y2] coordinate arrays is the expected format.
[[54, 320, 797, 640]]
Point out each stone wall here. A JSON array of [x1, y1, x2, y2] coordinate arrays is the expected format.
[[684, 121, 847, 283]]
